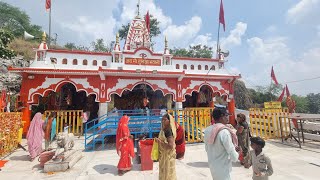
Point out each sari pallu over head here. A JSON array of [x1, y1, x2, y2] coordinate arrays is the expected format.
[[26, 112, 44, 159], [159, 114, 177, 142], [116, 115, 135, 157]]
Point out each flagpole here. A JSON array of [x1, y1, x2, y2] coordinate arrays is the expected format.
[[216, 22, 221, 59], [48, 4, 52, 46], [270, 78, 273, 101]]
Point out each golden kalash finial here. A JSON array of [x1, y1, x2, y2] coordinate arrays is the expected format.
[[42, 31, 47, 42]]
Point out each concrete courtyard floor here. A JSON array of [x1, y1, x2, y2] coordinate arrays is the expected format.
[[1, 137, 320, 180]]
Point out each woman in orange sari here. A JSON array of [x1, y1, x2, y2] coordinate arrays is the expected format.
[[116, 115, 135, 176], [175, 122, 185, 160]]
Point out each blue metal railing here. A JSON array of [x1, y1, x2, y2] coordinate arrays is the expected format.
[[84, 109, 164, 151]]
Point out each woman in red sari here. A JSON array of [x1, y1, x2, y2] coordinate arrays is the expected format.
[[175, 122, 186, 160], [116, 115, 135, 176]]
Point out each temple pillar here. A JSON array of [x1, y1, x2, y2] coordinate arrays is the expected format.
[[175, 102, 183, 110], [228, 98, 236, 126], [99, 102, 108, 117], [20, 73, 32, 136]]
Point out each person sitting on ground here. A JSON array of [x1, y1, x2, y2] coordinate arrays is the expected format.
[[245, 137, 273, 180]]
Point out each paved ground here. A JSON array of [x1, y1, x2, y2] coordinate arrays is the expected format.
[[1, 137, 320, 180]]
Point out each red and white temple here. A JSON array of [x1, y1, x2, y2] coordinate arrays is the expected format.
[[9, 9, 240, 135]]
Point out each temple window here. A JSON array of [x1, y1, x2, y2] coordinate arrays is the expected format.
[[211, 65, 215, 71], [183, 64, 187, 70], [62, 58, 67, 64], [73, 59, 78, 65], [102, 60, 107, 66], [83, 59, 88, 65], [191, 65, 194, 70], [93, 60, 97, 66], [176, 64, 180, 69], [198, 65, 201, 70], [205, 65, 209, 70]]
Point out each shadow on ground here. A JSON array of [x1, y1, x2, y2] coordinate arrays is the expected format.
[[9, 155, 30, 161], [93, 164, 118, 175], [187, 161, 208, 168]]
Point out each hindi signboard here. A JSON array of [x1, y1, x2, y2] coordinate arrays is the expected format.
[[125, 58, 161, 66], [264, 101, 282, 109]]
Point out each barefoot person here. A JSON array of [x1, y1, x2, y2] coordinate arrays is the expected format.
[[116, 115, 135, 176]]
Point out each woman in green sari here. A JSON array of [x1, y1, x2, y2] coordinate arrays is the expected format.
[[155, 113, 177, 180]]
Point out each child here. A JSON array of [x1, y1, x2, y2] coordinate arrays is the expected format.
[[236, 113, 250, 165], [245, 137, 273, 180]]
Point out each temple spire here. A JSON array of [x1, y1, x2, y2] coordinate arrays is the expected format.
[[136, 0, 141, 18]]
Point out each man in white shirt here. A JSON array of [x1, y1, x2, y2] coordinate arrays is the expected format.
[[204, 108, 240, 180]]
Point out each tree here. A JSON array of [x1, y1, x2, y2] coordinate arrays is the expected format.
[[171, 45, 213, 58], [0, 2, 42, 37], [118, 15, 161, 40], [0, 29, 15, 59], [306, 93, 320, 114], [91, 39, 107, 52], [233, 80, 253, 110], [64, 42, 90, 51], [291, 95, 309, 113]]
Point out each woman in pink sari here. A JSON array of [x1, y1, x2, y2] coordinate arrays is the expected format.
[[116, 115, 135, 176], [26, 111, 44, 161]]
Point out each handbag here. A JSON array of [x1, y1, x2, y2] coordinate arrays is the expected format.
[[151, 139, 159, 161]]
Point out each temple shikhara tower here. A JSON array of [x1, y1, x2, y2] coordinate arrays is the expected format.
[[9, 4, 240, 134]]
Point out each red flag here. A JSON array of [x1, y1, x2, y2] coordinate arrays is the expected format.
[[285, 84, 290, 97], [219, 0, 226, 31], [285, 85, 296, 112], [277, 87, 285, 102], [145, 11, 150, 33], [45, 0, 51, 11], [271, 66, 279, 85]]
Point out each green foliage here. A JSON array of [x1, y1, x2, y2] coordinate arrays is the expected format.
[[64, 42, 90, 51], [8, 37, 38, 60], [171, 45, 213, 58], [291, 95, 309, 113], [234, 80, 253, 110], [0, 29, 15, 59], [306, 93, 320, 114], [118, 15, 161, 40], [0, 2, 42, 37], [91, 38, 107, 52]]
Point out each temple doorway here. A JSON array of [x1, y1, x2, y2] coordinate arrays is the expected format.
[[183, 85, 214, 108], [110, 84, 173, 111]]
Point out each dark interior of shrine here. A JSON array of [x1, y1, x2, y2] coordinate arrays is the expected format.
[[183, 85, 213, 108], [32, 83, 99, 120], [113, 84, 169, 110]]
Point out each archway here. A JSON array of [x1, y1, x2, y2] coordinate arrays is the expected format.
[[110, 84, 173, 111], [183, 85, 213, 108]]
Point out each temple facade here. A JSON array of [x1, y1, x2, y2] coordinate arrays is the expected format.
[[9, 10, 240, 134]]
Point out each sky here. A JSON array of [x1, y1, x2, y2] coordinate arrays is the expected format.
[[2, 0, 320, 96]]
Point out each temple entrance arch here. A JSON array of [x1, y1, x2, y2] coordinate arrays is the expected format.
[[31, 83, 99, 119], [109, 83, 173, 111], [183, 85, 214, 108]]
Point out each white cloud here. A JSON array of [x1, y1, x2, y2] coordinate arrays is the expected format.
[[287, 0, 320, 24], [246, 36, 320, 95], [265, 25, 277, 33], [163, 16, 202, 48], [221, 22, 247, 50], [192, 22, 247, 50], [247, 37, 290, 64], [59, 16, 116, 43], [119, 0, 172, 29]]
